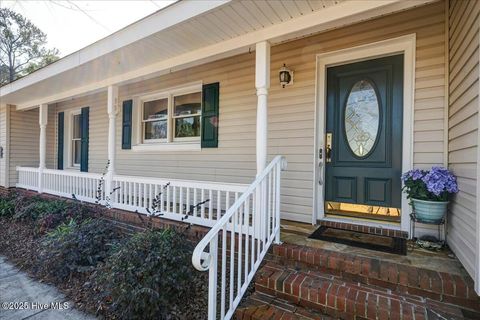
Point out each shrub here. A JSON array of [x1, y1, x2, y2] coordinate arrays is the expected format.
[[14, 198, 68, 221], [95, 228, 207, 320], [0, 197, 15, 217], [37, 219, 121, 281]]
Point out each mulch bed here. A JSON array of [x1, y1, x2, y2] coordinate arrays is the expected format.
[[0, 218, 103, 317]]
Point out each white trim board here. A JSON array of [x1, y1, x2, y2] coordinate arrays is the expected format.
[[312, 34, 416, 233]]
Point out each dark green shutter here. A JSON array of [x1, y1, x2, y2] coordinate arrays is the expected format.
[[122, 100, 133, 149], [201, 82, 219, 148], [57, 112, 64, 170], [80, 107, 89, 172]]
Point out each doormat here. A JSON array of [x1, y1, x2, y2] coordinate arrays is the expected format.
[[309, 226, 407, 255]]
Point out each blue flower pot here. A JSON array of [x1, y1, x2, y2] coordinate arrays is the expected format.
[[412, 198, 448, 223]]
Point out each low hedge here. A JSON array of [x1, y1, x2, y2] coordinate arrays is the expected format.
[[95, 228, 208, 319]]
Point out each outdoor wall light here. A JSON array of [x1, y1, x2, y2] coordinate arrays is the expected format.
[[279, 64, 293, 88]]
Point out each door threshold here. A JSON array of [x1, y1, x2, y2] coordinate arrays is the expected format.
[[320, 215, 401, 230]]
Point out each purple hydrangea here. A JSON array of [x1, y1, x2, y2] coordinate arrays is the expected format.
[[422, 167, 458, 196], [401, 169, 426, 182]]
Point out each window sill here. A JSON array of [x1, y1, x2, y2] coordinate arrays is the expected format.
[[131, 143, 201, 152]]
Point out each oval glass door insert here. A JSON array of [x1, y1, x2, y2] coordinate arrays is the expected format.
[[345, 79, 380, 157]]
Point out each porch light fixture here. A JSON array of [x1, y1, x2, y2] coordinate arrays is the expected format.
[[279, 64, 293, 88]]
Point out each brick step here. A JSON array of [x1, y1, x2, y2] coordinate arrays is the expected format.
[[235, 292, 334, 320], [271, 243, 480, 311], [255, 262, 480, 320]]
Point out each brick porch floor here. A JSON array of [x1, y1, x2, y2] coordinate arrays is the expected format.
[[235, 221, 480, 320]]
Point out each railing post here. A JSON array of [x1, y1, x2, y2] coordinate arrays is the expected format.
[[38, 104, 48, 193], [106, 85, 118, 201], [275, 163, 281, 244], [207, 236, 218, 320]]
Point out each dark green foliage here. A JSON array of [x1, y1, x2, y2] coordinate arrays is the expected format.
[[95, 228, 207, 320], [10, 195, 93, 234], [13, 198, 68, 221], [0, 196, 14, 217], [37, 219, 121, 281]]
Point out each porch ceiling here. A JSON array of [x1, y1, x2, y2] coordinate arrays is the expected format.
[[0, 0, 437, 110]]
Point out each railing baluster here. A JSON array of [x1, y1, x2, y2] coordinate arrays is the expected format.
[[216, 190, 221, 220], [229, 211, 235, 311], [200, 188, 205, 219], [237, 203, 243, 297], [207, 237, 218, 320], [193, 188, 197, 217], [209, 189, 213, 220], [179, 186, 184, 216], [173, 186, 177, 214], [220, 224, 227, 319]]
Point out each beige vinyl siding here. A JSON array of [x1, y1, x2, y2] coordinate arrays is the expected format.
[[7, 106, 55, 186], [53, 93, 108, 173], [9, 108, 39, 185], [0, 104, 9, 187], [50, 2, 446, 223], [447, 0, 479, 280]]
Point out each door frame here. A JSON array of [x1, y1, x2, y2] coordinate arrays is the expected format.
[[313, 34, 416, 233]]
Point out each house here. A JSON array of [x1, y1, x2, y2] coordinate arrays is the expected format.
[[1, 0, 479, 318]]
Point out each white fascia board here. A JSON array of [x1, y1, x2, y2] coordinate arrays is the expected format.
[[0, 0, 231, 97], [15, 0, 436, 110]]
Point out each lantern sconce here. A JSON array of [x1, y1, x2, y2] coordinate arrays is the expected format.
[[279, 64, 293, 88]]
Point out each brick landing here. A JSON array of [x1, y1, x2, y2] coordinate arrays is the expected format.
[[236, 224, 480, 320]]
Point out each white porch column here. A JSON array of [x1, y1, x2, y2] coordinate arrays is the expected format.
[[106, 85, 118, 199], [255, 41, 270, 175], [255, 41, 270, 241], [38, 104, 48, 193]]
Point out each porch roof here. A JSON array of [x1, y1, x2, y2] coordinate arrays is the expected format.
[[0, 0, 436, 110]]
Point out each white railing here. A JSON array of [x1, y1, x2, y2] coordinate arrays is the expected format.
[[112, 175, 247, 227], [16, 167, 247, 228], [17, 167, 39, 191], [43, 169, 105, 202], [192, 156, 286, 320]]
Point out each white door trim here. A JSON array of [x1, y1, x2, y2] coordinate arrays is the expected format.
[[313, 34, 416, 233]]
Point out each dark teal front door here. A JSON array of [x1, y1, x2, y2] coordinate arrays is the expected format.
[[325, 55, 403, 220]]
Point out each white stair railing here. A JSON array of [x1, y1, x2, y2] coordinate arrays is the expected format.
[[192, 155, 287, 320]]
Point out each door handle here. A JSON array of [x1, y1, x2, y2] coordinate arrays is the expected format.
[[326, 132, 332, 163]]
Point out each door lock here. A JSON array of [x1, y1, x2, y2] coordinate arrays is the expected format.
[[326, 133, 332, 163]]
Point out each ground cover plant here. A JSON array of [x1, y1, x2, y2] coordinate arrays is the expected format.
[[0, 191, 208, 319]]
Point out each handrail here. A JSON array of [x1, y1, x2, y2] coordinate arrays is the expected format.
[[192, 155, 286, 270], [191, 155, 286, 320]]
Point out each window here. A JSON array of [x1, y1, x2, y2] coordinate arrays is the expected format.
[[173, 92, 201, 140], [72, 113, 82, 166], [143, 97, 168, 141], [140, 87, 202, 144]]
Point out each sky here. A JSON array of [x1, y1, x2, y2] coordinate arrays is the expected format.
[[0, 0, 176, 57]]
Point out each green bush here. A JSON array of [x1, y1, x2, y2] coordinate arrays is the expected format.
[[95, 228, 207, 320], [0, 197, 15, 217], [14, 198, 68, 221], [37, 219, 121, 281]]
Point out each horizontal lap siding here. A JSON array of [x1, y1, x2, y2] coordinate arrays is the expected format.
[[9, 108, 38, 185], [50, 2, 445, 224], [54, 93, 108, 173], [8, 107, 55, 186], [448, 0, 479, 279]]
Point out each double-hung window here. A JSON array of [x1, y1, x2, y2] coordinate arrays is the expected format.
[[143, 97, 169, 141], [71, 113, 82, 166], [141, 87, 202, 144]]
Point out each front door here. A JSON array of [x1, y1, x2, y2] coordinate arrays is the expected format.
[[325, 55, 403, 222]]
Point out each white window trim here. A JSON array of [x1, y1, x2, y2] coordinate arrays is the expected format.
[[63, 109, 82, 170], [132, 82, 203, 151]]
